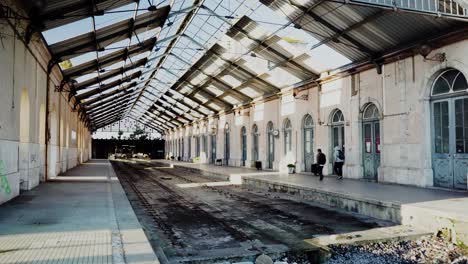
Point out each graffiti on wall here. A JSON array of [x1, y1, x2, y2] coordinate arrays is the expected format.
[[0, 160, 11, 194]]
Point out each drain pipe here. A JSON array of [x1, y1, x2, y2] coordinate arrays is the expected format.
[[45, 63, 52, 182]]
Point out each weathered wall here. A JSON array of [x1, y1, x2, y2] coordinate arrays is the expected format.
[[165, 39, 468, 188], [0, 2, 92, 204]]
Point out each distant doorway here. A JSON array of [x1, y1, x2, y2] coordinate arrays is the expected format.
[[267, 122, 275, 169], [302, 114, 314, 172], [331, 110, 345, 163], [431, 69, 468, 190], [224, 123, 230, 166], [241, 126, 247, 166]]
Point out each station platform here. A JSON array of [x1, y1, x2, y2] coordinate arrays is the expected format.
[[0, 160, 159, 264], [157, 159, 468, 244]]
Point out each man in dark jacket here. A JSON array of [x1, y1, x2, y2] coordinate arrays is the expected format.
[[316, 149, 326, 181]]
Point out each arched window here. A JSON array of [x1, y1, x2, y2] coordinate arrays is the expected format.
[[283, 118, 292, 154], [303, 114, 314, 128], [332, 110, 345, 124], [432, 69, 468, 96], [267, 121, 274, 132], [252, 124, 259, 161], [363, 104, 380, 120]]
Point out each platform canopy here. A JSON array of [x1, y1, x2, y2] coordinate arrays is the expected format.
[[34, 0, 468, 132]]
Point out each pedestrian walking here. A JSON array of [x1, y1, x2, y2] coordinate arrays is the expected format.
[[315, 149, 326, 181], [333, 146, 345, 179]]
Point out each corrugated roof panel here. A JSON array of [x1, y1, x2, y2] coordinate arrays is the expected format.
[[49, 6, 170, 61]]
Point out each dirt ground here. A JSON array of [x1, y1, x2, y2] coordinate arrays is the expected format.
[[111, 160, 386, 263]]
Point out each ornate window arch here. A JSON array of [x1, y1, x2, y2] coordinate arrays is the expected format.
[[331, 109, 345, 125], [303, 114, 314, 128], [362, 104, 380, 121], [432, 69, 468, 97], [267, 121, 274, 132]]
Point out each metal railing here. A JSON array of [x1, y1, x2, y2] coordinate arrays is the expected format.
[[351, 0, 468, 19]]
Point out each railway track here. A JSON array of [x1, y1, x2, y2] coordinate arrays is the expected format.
[[111, 160, 382, 263]]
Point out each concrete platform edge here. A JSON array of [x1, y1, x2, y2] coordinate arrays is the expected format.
[[108, 162, 161, 264]]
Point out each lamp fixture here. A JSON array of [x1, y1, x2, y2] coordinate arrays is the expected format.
[[418, 44, 446, 62]]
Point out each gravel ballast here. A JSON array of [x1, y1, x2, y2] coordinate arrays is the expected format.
[[325, 236, 467, 264]]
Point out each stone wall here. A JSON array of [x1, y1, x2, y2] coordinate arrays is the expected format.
[[0, 1, 92, 204]]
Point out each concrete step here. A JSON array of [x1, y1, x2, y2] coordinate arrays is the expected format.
[[242, 177, 402, 223], [305, 225, 432, 247]]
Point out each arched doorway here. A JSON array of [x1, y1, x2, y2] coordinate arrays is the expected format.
[[241, 126, 247, 166], [362, 104, 381, 181], [267, 121, 275, 169], [302, 114, 314, 172], [252, 124, 259, 162], [283, 119, 292, 155], [331, 110, 345, 163], [224, 123, 230, 166], [431, 69, 468, 190]]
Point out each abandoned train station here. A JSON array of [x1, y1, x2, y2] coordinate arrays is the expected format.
[[0, 0, 468, 263]]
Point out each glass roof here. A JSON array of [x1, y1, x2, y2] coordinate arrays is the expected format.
[[40, 0, 357, 132]]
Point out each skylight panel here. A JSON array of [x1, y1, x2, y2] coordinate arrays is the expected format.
[[194, 93, 209, 104], [238, 36, 256, 48], [183, 97, 199, 107], [68, 52, 97, 72], [242, 56, 270, 75], [221, 75, 242, 87], [179, 86, 192, 94], [208, 102, 222, 111], [42, 18, 92, 45], [240, 86, 261, 98], [249, 26, 268, 40], [203, 58, 226, 75], [305, 45, 351, 71], [276, 38, 303, 57], [222, 95, 240, 105], [75, 72, 99, 84], [264, 67, 302, 87], [173, 108, 184, 115], [205, 85, 224, 97], [190, 72, 209, 86], [198, 105, 213, 115], [95, 3, 135, 29], [177, 103, 190, 112]]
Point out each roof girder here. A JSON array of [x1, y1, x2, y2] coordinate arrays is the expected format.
[[49, 6, 171, 61], [75, 71, 142, 101], [63, 37, 157, 78], [82, 82, 139, 109], [74, 57, 148, 91]]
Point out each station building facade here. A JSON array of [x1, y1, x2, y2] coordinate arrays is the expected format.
[[165, 39, 468, 191]]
